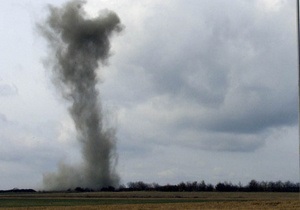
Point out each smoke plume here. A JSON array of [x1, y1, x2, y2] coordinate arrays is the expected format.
[[38, 0, 122, 190]]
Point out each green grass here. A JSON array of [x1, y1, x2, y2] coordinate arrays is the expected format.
[[0, 191, 298, 208], [0, 198, 217, 207]]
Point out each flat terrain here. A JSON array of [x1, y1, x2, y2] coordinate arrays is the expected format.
[[1, 191, 300, 209]]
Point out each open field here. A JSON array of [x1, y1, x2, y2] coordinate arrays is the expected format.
[[1, 191, 300, 209]]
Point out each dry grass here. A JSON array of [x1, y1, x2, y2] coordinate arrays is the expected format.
[[1, 191, 300, 209], [3, 201, 300, 210]]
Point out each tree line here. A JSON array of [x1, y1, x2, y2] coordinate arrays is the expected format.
[[68, 180, 300, 192], [2, 180, 299, 193], [116, 180, 300, 192], [0, 188, 36, 193]]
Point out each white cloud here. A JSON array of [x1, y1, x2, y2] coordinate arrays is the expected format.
[[0, 82, 18, 97], [257, 0, 286, 12]]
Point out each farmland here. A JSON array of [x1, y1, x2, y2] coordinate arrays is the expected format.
[[1, 191, 300, 209]]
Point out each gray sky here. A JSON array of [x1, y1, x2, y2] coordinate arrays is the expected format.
[[0, 0, 298, 190]]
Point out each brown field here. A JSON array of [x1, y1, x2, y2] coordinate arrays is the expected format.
[[1, 191, 300, 209]]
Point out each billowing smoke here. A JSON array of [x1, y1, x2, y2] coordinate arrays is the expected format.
[[38, 0, 122, 190]]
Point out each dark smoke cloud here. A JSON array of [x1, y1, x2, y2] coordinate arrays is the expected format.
[[38, 0, 122, 190]]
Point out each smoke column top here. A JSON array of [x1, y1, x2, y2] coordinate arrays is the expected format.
[[39, 0, 123, 92]]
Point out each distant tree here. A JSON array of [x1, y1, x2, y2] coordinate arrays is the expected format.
[[101, 186, 115, 191], [283, 181, 298, 192], [248, 180, 259, 192], [215, 181, 239, 192], [159, 184, 179, 192], [151, 183, 160, 191], [267, 181, 276, 192], [118, 184, 126, 191], [259, 181, 268, 192], [127, 181, 150, 191], [215, 183, 226, 192], [206, 183, 214, 191], [178, 182, 186, 191], [274, 181, 284, 192], [198, 180, 207, 191], [189, 181, 198, 191], [74, 187, 85, 192]]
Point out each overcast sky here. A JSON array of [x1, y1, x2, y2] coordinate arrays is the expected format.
[[0, 0, 298, 190]]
